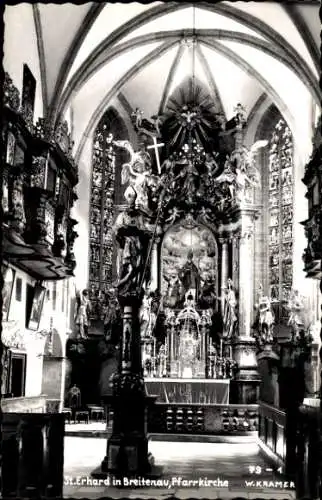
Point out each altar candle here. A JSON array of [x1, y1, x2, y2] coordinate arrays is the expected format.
[[153, 337, 156, 360], [220, 339, 223, 359]]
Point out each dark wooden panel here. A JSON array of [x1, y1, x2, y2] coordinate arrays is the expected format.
[[2, 413, 64, 497]]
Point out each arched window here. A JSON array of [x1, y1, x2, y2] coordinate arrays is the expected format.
[[88, 108, 128, 315], [256, 106, 294, 322]]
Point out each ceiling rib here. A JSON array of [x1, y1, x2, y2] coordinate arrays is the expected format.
[[57, 27, 319, 123], [57, 33, 179, 124], [199, 2, 318, 101], [53, 2, 318, 124], [49, 3, 105, 123], [51, 2, 192, 124], [75, 40, 178, 163], [158, 41, 185, 115], [32, 5, 48, 113], [196, 43, 226, 119], [244, 92, 270, 144], [282, 3, 320, 75], [200, 38, 294, 131], [117, 92, 134, 117]]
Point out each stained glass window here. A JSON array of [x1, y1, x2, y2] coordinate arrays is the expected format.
[[268, 119, 293, 317], [88, 123, 115, 315], [88, 109, 128, 318]]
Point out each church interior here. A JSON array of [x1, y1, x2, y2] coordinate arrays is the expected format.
[[1, 2, 321, 499]]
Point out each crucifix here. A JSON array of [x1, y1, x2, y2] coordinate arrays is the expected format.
[[147, 136, 164, 175]]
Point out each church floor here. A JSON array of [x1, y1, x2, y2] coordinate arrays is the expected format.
[[64, 436, 296, 499]]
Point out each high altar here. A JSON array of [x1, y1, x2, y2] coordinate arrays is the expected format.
[[111, 98, 263, 406]]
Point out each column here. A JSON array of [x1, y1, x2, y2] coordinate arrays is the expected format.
[[220, 239, 229, 316], [150, 238, 159, 292], [99, 207, 159, 478], [238, 230, 253, 338], [232, 237, 239, 290], [231, 210, 260, 404]]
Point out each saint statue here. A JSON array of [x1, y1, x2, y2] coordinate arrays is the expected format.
[[178, 250, 200, 300], [223, 279, 237, 339], [103, 296, 121, 341], [116, 235, 143, 298], [252, 285, 275, 344], [140, 292, 156, 338], [74, 289, 91, 339]]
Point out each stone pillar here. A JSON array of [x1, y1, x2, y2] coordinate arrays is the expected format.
[[238, 230, 253, 338], [220, 239, 229, 316], [232, 210, 260, 404], [96, 204, 159, 479], [232, 237, 239, 290], [150, 238, 159, 292]]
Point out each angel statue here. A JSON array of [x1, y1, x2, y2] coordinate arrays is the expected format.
[[231, 140, 266, 201], [197, 206, 214, 226], [213, 158, 236, 200], [286, 290, 308, 340], [113, 139, 152, 210], [165, 207, 183, 226], [205, 152, 220, 177]]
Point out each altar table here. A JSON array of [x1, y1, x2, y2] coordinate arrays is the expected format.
[[145, 378, 230, 404]]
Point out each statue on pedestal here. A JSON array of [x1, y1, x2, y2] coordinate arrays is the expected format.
[[140, 291, 157, 338], [287, 290, 312, 341], [74, 289, 91, 339], [113, 187, 150, 301], [252, 285, 275, 348], [113, 139, 152, 212], [223, 279, 237, 339]]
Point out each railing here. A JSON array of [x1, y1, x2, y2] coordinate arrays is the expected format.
[[258, 401, 286, 464], [2, 412, 65, 497], [148, 403, 258, 435], [296, 404, 320, 500]]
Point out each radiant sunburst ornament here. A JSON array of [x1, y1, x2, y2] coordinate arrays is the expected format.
[[162, 81, 223, 153]]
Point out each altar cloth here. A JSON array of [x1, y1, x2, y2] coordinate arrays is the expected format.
[[145, 378, 230, 404]]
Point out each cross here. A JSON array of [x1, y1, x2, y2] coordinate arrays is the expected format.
[[147, 136, 164, 174]]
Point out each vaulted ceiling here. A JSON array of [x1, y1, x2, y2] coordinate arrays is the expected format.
[[27, 2, 322, 155]]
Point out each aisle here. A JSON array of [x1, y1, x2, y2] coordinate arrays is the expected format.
[[64, 437, 295, 499]]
